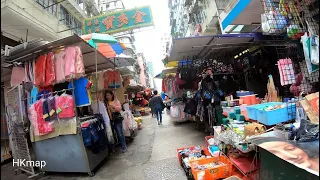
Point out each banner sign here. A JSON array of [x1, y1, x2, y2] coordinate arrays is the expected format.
[[83, 6, 154, 35]]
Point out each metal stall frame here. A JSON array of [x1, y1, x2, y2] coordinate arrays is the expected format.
[[2, 34, 134, 178]]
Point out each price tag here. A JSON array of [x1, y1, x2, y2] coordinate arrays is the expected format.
[[49, 109, 55, 116], [56, 108, 62, 114], [43, 114, 49, 119]]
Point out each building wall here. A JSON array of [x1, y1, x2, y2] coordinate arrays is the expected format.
[[1, 0, 97, 42], [137, 53, 148, 87], [147, 62, 155, 89]]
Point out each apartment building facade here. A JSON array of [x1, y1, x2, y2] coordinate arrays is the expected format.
[[1, 0, 100, 44]]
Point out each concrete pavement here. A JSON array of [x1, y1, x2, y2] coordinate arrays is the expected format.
[[1, 114, 206, 180]]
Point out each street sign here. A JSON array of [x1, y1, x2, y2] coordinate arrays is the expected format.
[[83, 6, 154, 35]]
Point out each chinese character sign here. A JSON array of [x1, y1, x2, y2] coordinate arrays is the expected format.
[[83, 6, 153, 35]]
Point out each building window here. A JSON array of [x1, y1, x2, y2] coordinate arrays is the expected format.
[[60, 6, 82, 35], [36, 0, 57, 16]]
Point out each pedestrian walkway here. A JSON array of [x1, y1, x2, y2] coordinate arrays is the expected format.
[[1, 114, 206, 180]]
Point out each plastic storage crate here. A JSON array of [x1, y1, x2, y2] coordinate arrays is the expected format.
[[246, 102, 282, 120], [257, 103, 296, 125], [190, 155, 232, 180], [176, 146, 209, 166]]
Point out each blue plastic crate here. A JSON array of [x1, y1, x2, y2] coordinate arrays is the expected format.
[[246, 102, 282, 120], [257, 103, 296, 126]]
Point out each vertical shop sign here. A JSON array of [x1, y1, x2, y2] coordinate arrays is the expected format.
[[83, 6, 153, 35]]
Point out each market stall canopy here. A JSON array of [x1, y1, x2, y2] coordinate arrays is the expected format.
[[118, 66, 135, 78], [155, 68, 177, 79], [126, 84, 144, 91], [168, 33, 255, 62], [81, 33, 127, 56], [162, 67, 178, 74], [165, 61, 179, 68], [1, 34, 120, 82]]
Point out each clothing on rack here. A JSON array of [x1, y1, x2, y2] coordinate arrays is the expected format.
[[64, 46, 76, 79], [103, 69, 121, 89], [29, 86, 39, 106], [35, 54, 47, 87], [54, 50, 66, 83], [74, 46, 85, 78], [45, 52, 56, 86], [81, 114, 108, 154], [55, 94, 76, 119], [53, 82, 72, 95], [47, 95, 58, 120], [91, 100, 114, 144], [68, 77, 92, 107], [33, 100, 55, 135]]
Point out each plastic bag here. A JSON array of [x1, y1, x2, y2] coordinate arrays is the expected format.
[[170, 105, 180, 118], [295, 119, 319, 142], [310, 35, 319, 65], [10, 67, 25, 87]]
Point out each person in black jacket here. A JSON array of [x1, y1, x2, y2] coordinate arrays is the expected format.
[[149, 90, 164, 125]]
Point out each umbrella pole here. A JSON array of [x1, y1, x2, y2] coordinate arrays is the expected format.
[[95, 49, 100, 111], [113, 57, 116, 95]]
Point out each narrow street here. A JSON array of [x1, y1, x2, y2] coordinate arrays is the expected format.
[[1, 114, 206, 180]]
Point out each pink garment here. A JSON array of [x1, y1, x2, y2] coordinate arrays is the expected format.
[[64, 46, 76, 79], [54, 51, 66, 83], [108, 100, 122, 112], [74, 46, 85, 78], [34, 100, 54, 135], [10, 67, 25, 87], [28, 105, 40, 136], [56, 94, 76, 119]]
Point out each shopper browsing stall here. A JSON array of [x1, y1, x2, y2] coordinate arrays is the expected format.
[[149, 90, 164, 125], [104, 90, 127, 153]]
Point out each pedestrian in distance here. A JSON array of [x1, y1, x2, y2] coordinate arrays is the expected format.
[[149, 90, 165, 125]]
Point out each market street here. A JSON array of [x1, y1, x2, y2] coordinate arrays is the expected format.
[[1, 114, 206, 180]]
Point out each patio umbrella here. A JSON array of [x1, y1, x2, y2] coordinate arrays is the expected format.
[[81, 33, 117, 44], [81, 34, 126, 56]]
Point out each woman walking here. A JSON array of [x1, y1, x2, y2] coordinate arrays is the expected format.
[[104, 90, 127, 153], [149, 90, 164, 125]]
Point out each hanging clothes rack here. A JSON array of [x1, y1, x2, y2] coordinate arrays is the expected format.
[[3, 35, 118, 178]]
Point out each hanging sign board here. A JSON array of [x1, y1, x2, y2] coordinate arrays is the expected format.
[[83, 6, 154, 35]]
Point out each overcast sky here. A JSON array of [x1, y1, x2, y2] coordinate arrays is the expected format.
[[122, 0, 170, 91]]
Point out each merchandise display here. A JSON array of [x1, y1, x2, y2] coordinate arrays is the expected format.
[[2, 33, 137, 177]]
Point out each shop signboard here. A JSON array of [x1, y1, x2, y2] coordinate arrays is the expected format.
[[83, 6, 154, 35]]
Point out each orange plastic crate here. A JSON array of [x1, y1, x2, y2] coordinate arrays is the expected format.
[[176, 146, 210, 166], [190, 155, 233, 180]]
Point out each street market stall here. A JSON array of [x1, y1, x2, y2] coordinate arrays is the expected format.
[[3, 34, 135, 178]]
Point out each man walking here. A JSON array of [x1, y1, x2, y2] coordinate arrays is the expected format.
[[149, 90, 164, 125]]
